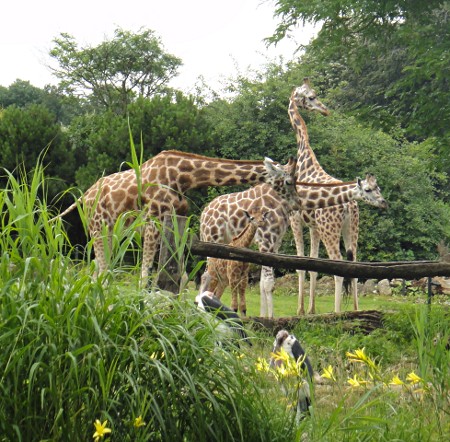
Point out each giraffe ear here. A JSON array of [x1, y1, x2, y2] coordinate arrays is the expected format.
[[357, 177, 363, 187], [264, 157, 283, 176], [243, 210, 251, 220]]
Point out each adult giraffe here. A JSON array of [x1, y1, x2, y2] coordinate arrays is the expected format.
[[50, 150, 295, 282], [289, 78, 388, 314]]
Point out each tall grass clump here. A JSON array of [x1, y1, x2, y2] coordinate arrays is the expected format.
[[0, 162, 297, 441], [283, 304, 450, 441]]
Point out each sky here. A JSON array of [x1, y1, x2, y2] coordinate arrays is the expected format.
[[1, 0, 316, 94]]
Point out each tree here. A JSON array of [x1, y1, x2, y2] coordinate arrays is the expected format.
[[0, 104, 74, 195], [49, 28, 182, 113], [268, 1, 450, 164], [67, 92, 214, 191]]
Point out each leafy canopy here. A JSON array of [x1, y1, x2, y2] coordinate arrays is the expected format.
[[49, 27, 182, 113]]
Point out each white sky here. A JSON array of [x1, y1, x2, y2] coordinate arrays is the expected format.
[[1, 0, 316, 94]]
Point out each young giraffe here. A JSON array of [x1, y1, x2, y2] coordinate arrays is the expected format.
[[289, 78, 388, 314], [50, 150, 296, 283], [200, 164, 386, 318], [201, 208, 269, 316]]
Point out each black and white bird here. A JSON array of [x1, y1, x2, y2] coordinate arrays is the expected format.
[[195, 291, 252, 347], [270, 329, 313, 418]]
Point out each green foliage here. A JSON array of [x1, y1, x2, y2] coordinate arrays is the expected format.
[[68, 93, 214, 191], [269, 1, 450, 167], [0, 80, 82, 125], [49, 28, 182, 113], [0, 104, 74, 196]]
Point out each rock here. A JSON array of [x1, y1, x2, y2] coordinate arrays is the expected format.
[[362, 279, 377, 295], [377, 279, 392, 296]]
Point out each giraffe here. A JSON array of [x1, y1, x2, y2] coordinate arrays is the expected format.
[[288, 78, 388, 315], [200, 167, 387, 318], [50, 150, 296, 283], [200, 208, 269, 316]]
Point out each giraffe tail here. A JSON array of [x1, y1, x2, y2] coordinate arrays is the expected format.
[[343, 250, 354, 295], [48, 200, 81, 223]]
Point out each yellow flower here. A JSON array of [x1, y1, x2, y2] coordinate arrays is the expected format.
[[134, 415, 146, 428], [150, 351, 165, 360], [321, 365, 336, 382], [389, 375, 405, 386], [346, 348, 380, 373], [406, 371, 423, 385], [347, 374, 370, 388], [270, 348, 290, 365], [255, 357, 270, 373], [93, 419, 111, 441]]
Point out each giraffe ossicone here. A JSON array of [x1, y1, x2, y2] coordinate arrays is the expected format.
[[50, 150, 296, 284]]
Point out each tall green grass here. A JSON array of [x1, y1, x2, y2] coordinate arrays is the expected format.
[[0, 162, 296, 441]]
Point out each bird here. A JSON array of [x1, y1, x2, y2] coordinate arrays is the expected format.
[[270, 329, 313, 418], [194, 291, 252, 347]]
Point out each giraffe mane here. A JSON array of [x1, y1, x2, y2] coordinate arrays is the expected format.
[[162, 150, 271, 165], [295, 180, 356, 187]]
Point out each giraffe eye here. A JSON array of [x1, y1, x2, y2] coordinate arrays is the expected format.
[[309, 96, 316, 101]]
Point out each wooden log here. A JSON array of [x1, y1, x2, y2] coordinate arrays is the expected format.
[[246, 310, 386, 335], [190, 239, 450, 280]]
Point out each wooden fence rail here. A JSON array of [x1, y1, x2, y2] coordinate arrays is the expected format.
[[189, 239, 450, 280], [155, 215, 450, 293]]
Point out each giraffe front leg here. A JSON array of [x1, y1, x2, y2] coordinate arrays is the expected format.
[[308, 271, 318, 314], [237, 277, 248, 317], [291, 212, 306, 315], [260, 266, 274, 318], [334, 276, 344, 313], [352, 278, 359, 310], [297, 270, 306, 315], [307, 228, 321, 315]]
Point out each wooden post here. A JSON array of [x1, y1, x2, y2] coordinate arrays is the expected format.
[[155, 215, 187, 295]]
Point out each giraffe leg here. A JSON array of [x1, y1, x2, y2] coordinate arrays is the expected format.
[[342, 203, 360, 311], [93, 237, 106, 278], [290, 212, 306, 315], [141, 221, 160, 285], [320, 238, 343, 313], [92, 227, 112, 279], [260, 266, 274, 318], [308, 228, 321, 315], [230, 284, 239, 312], [334, 276, 344, 313], [238, 274, 248, 317]]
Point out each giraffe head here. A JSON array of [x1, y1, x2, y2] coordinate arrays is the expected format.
[[291, 77, 330, 116], [244, 208, 270, 229], [355, 173, 388, 209], [264, 156, 297, 190]]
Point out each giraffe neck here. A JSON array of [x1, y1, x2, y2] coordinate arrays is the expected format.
[[142, 150, 279, 192], [295, 181, 361, 210], [230, 222, 258, 248], [288, 99, 335, 183]]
